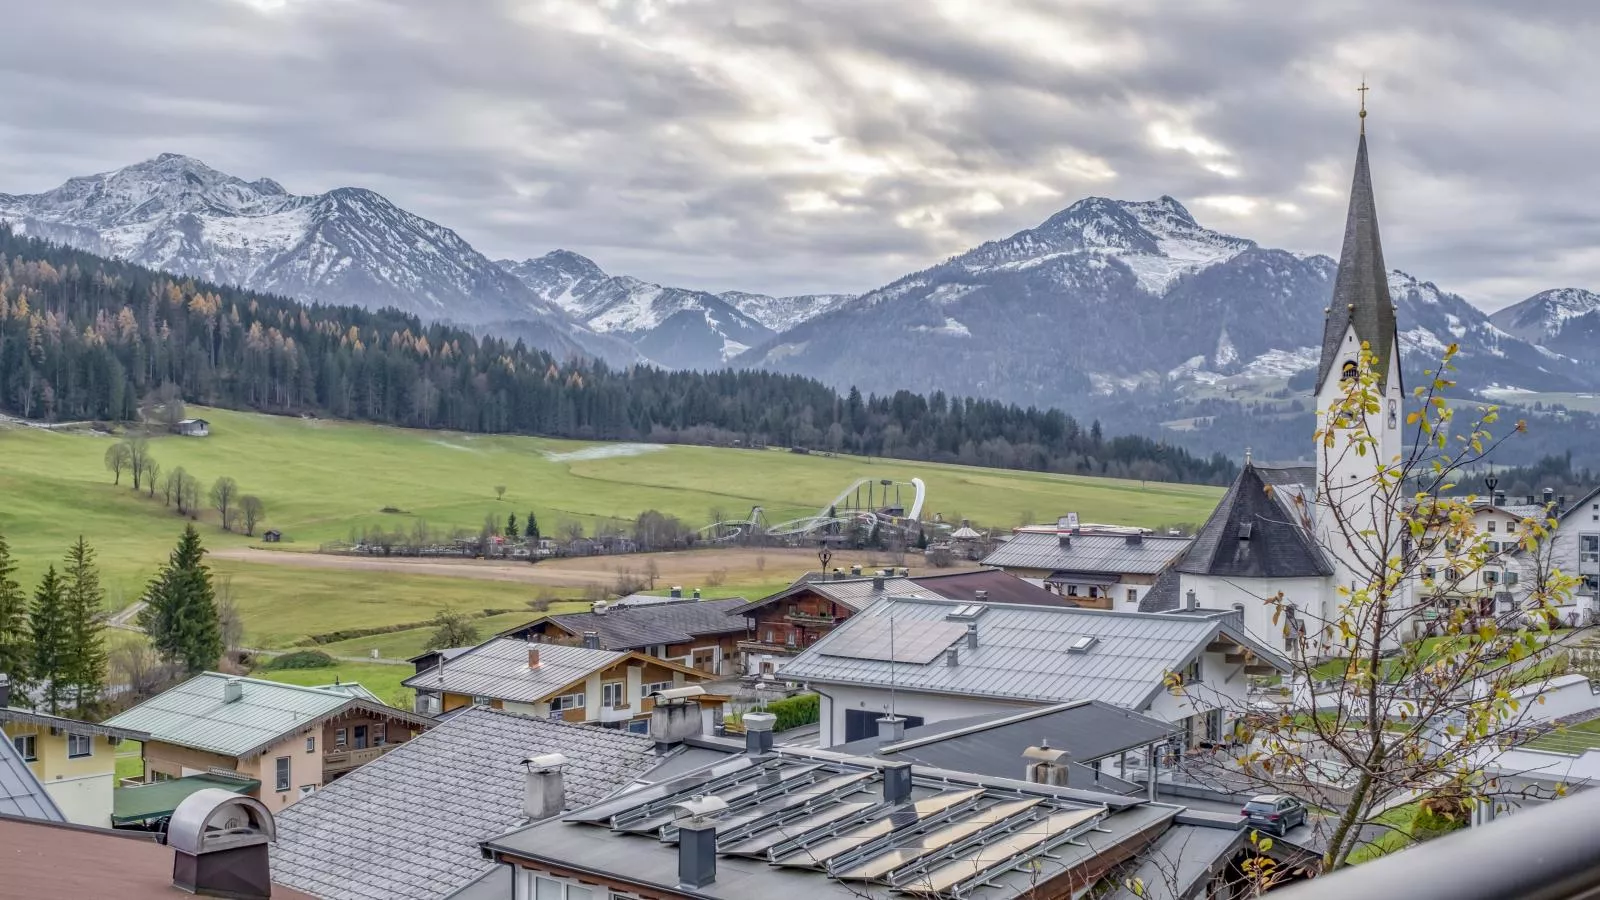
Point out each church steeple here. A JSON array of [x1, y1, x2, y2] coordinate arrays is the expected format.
[[1315, 123, 1399, 394]]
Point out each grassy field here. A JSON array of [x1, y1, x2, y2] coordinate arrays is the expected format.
[[0, 407, 1222, 655], [252, 661, 417, 709]]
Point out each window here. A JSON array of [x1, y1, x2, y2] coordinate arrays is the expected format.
[[1127, 589, 1139, 604], [12, 735, 35, 762], [67, 733, 93, 759], [1484, 570, 1499, 585], [550, 693, 586, 712], [471, 695, 493, 707], [1507, 521, 1517, 533], [1506, 572, 1520, 586], [601, 682, 625, 707], [374, 724, 387, 746], [1182, 659, 1202, 685], [641, 680, 673, 699], [1584, 535, 1600, 563], [523, 873, 596, 900], [335, 728, 347, 747], [275, 756, 291, 792], [1487, 520, 1497, 533], [305, 736, 316, 753], [1066, 585, 1079, 597]]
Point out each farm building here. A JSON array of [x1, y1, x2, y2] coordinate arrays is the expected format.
[[173, 417, 210, 437]]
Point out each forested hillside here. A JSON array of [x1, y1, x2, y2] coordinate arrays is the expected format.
[[0, 228, 1236, 485]]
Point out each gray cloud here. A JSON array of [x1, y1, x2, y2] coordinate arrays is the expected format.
[[2, 0, 1598, 307]]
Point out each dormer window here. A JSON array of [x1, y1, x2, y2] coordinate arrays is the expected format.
[[1341, 360, 1358, 381]]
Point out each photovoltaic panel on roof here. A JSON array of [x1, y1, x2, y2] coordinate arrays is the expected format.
[[831, 798, 1041, 881], [817, 618, 967, 664], [899, 807, 1103, 895], [769, 788, 983, 868]]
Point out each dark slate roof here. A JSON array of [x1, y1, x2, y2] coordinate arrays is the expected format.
[[501, 597, 750, 650], [1175, 464, 1332, 579], [829, 701, 1175, 770], [0, 732, 63, 822], [910, 569, 1071, 606], [1137, 567, 1184, 613], [271, 707, 658, 900], [1317, 131, 1399, 393]]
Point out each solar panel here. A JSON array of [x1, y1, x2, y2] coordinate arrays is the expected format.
[[831, 798, 1041, 881], [769, 788, 983, 867], [899, 807, 1103, 895], [720, 801, 878, 857], [818, 618, 968, 664]]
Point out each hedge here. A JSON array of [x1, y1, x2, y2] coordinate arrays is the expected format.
[[766, 693, 820, 731], [260, 650, 335, 671]]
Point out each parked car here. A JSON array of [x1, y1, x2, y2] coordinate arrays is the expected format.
[[1242, 794, 1308, 835]]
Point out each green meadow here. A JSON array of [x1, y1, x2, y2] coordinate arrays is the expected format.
[[0, 407, 1221, 654]]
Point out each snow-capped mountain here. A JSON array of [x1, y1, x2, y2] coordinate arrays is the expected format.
[[1490, 288, 1600, 364], [716, 290, 854, 332], [498, 251, 807, 369], [0, 154, 636, 363], [737, 196, 1592, 411]]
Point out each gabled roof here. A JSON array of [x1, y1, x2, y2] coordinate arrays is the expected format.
[[778, 596, 1289, 710], [0, 706, 150, 741], [737, 575, 936, 615], [502, 597, 750, 650], [0, 731, 63, 822], [271, 707, 658, 900], [103, 673, 431, 759], [910, 569, 1070, 607], [1316, 130, 1400, 393], [981, 530, 1191, 576], [1176, 463, 1332, 579], [402, 638, 710, 703], [307, 682, 382, 703]]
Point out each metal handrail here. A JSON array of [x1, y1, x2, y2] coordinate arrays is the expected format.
[[1276, 789, 1600, 900]]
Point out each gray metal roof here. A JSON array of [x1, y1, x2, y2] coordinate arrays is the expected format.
[[403, 638, 628, 703], [271, 707, 658, 900], [307, 682, 383, 703], [981, 531, 1191, 576], [482, 750, 1180, 900], [103, 673, 361, 758], [0, 706, 150, 741], [742, 575, 938, 615], [779, 597, 1288, 710], [0, 728, 64, 822], [830, 701, 1175, 769], [505, 597, 750, 650], [1103, 821, 1246, 900]]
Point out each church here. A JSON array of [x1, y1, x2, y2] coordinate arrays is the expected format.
[[1143, 109, 1413, 651]]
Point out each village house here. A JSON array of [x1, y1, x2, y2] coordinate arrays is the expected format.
[[1507, 486, 1600, 624], [0, 678, 149, 827], [403, 638, 720, 733], [498, 592, 749, 676], [104, 673, 434, 814], [731, 572, 936, 678], [174, 417, 210, 436], [981, 523, 1192, 608], [778, 595, 1287, 746]]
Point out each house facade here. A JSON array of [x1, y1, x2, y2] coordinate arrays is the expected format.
[[104, 673, 433, 814], [404, 638, 718, 733], [981, 527, 1191, 609], [732, 574, 936, 678], [1, 705, 148, 827], [499, 595, 749, 677]]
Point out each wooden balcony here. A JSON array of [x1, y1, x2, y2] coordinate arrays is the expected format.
[[738, 639, 799, 655], [784, 610, 840, 626], [323, 744, 397, 775]]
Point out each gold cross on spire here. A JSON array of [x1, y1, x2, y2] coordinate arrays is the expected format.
[[1358, 78, 1369, 134]]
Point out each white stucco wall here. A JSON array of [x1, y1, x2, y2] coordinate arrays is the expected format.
[[1179, 574, 1330, 651], [44, 773, 114, 827], [814, 683, 1038, 747]]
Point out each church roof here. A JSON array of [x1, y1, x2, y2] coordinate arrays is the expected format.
[[1316, 130, 1400, 394], [1175, 464, 1332, 580]]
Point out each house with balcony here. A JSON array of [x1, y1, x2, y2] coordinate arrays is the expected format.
[[982, 524, 1192, 609], [498, 594, 750, 676], [731, 572, 937, 678], [0, 678, 149, 827], [103, 672, 434, 814], [402, 638, 719, 732]]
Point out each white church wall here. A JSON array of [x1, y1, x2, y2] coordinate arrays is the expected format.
[[1179, 574, 1329, 650]]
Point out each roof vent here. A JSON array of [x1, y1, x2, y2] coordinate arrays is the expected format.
[[851, 565, 862, 577], [1237, 522, 1253, 541], [974, 590, 988, 602], [672, 796, 728, 889], [670, 586, 683, 599], [591, 600, 608, 615], [582, 631, 601, 650], [945, 647, 959, 667], [1067, 635, 1099, 654], [223, 678, 243, 704], [872, 575, 886, 592], [882, 761, 913, 804], [168, 789, 275, 900], [527, 641, 540, 669], [1023, 740, 1071, 786], [965, 623, 979, 651], [1058, 534, 1072, 549], [743, 711, 776, 756], [1125, 533, 1143, 546]]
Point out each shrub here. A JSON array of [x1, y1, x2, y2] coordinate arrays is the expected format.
[[766, 693, 820, 731], [260, 650, 335, 670]]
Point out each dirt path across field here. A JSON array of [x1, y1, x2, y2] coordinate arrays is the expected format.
[[210, 546, 941, 590]]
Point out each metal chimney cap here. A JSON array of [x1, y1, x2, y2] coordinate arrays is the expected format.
[[671, 794, 730, 822], [743, 711, 777, 732], [652, 685, 707, 703], [1022, 744, 1070, 765], [521, 752, 568, 772], [167, 789, 275, 855]]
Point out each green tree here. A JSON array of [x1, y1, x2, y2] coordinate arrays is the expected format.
[[210, 476, 239, 531], [29, 566, 69, 714], [60, 537, 107, 714], [138, 525, 223, 674], [507, 514, 518, 539], [0, 534, 32, 702], [423, 609, 480, 652], [103, 442, 131, 485], [525, 512, 539, 541]]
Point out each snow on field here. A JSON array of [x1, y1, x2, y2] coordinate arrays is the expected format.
[[543, 443, 667, 462]]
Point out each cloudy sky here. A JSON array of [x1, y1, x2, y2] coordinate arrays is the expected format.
[[2, 0, 1597, 307]]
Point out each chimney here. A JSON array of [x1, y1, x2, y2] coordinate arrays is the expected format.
[[881, 761, 913, 805], [582, 631, 600, 650], [965, 623, 978, 651], [1125, 533, 1144, 546], [1544, 488, 1555, 507], [169, 789, 275, 900], [1560, 495, 1568, 513], [670, 586, 683, 599], [0, 674, 9, 708], [672, 797, 727, 889], [832, 568, 843, 580], [877, 715, 905, 745], [945, 647, 959, 667], [223, 678, 243, 704], [1023, 741, 1071, 786], [743, 711, 776, 756], [1494, 491, 1507, 507], [692, 588, 701, 601], [974, 589, 988, 602], [851, 565, 862, 577], [1185, 589, 1198, 611], [872, 575, 886, 592], [649, 686, 707, 749], [522, 753, 568, 821], [591, 600, 608, 616], [527, 639, 541, 669], [1058, 534, 1071, 549]]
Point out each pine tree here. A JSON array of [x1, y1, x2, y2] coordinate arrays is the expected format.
[[60, 537, 108, 714], [0, 534, 32, 702], [29, 566, 69, 714], [138, 525, 222, 674], [507, 514, 518, 539], [526, 513, 540, 541]]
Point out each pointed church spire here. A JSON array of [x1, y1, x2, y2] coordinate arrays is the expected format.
[[1315, 101, 1398, 394]]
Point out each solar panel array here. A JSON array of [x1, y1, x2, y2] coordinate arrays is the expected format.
[[572, 757, 1107, 897], [817, 617, 967, 665]]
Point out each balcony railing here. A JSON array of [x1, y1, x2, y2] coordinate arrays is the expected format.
[[738, 639, 799, 654], [598, 703, 633, 723], [1276, 788, 1600, 900], [323, 744, 396, 773], [784, 610, 840, 626]]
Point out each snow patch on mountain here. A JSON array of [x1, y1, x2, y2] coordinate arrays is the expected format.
[[912, 317, 972, 337], [717, 290, 853, 332], [1241, 347, 1319, 377]]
